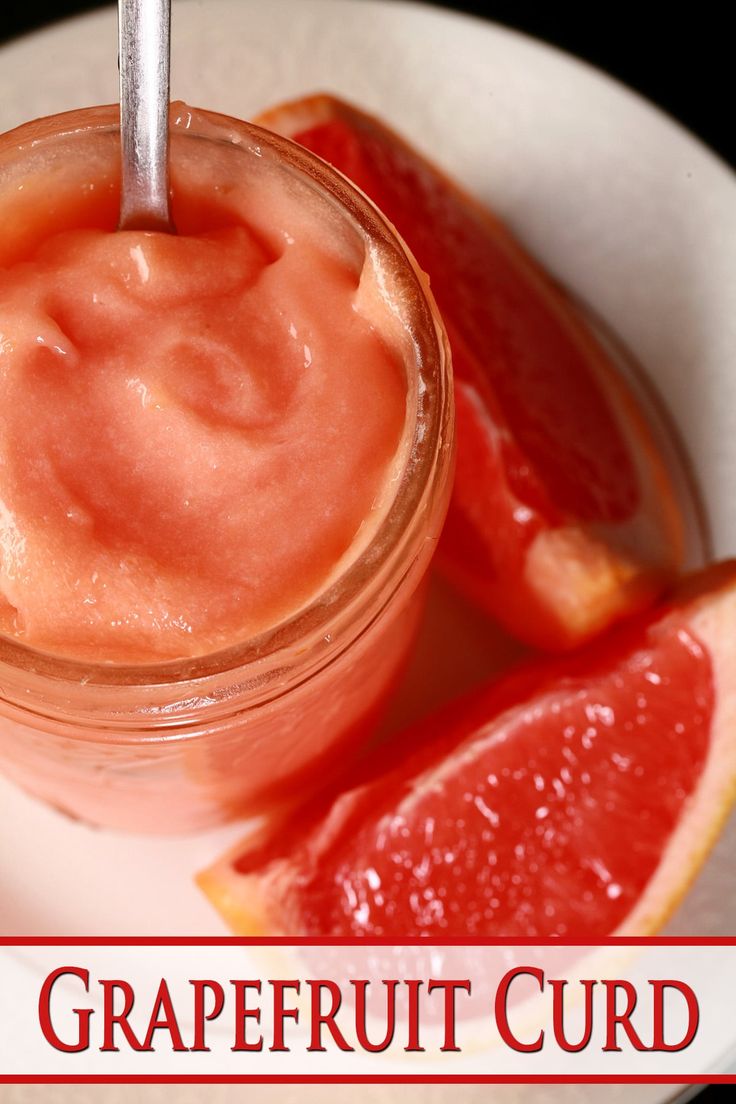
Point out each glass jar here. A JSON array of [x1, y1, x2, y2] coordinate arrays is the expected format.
[[0, 104, 454, 832]]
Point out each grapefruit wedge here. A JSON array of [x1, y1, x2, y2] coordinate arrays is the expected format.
[[254, 94, 685, 651], [199, 562, 736, 938]]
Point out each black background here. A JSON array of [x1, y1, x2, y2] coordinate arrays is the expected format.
[[0, 2, 731, 1095]]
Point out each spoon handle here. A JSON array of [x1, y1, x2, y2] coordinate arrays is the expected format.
[[118, 0, 175, 232]]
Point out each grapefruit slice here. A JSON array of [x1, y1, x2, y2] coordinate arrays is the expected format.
[[198, 562, 736, 938], [254, 94, 685, 651]]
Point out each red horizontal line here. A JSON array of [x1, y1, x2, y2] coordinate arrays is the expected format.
[[2, 936, 736, 946], [0, 1076, 733, 1084]]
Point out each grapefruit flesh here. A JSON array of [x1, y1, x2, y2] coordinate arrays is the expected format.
[[254, 94, 685, 651], [198, 563, 736, 938]]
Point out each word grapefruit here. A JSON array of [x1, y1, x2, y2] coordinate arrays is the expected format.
[[199, 563, 736, 938], [255, 94, 685, 651]]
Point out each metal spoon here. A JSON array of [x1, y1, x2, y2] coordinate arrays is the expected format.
[[118, 0, 175, 232]]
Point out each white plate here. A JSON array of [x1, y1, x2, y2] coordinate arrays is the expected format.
[[0, 0, 735, 1094]]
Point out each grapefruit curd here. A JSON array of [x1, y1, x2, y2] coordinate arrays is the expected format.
[[0, 113, 408, 663]]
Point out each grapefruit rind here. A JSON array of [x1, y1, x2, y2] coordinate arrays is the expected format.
[[197, 835, 281, 937], [523, 527, 658, 649]]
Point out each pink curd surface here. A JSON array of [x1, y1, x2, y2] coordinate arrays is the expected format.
[[0, 134, 407, 663]]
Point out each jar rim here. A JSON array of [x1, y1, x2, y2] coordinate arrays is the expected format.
[[0, 102, 453, 694]]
